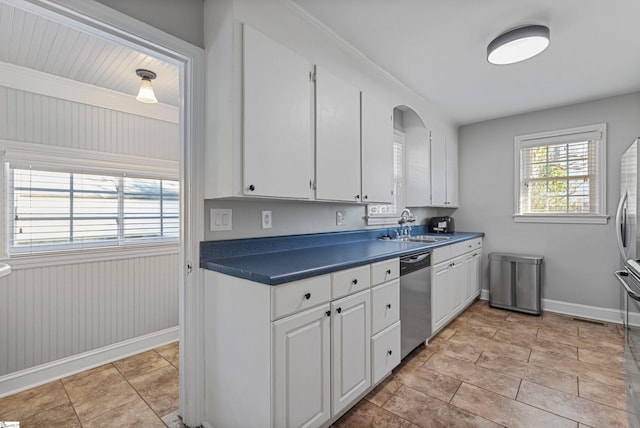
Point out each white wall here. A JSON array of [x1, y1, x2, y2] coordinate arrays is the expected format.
[[0, 84, 180, 384], [95, 0, 204, 48], [456, 92, 640, 312]]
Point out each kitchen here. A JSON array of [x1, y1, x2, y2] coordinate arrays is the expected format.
[[0, 0, 639, 427]]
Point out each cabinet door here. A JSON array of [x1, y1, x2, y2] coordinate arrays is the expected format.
[[430, 130, 458, 207], [431, 262, 451, 332], [446, 136, 459, 207], [243, 25, 313, 199], [361, 92, 393, 204], [315, 67, 361, 202], [273, 304, 331, 428], [474, 250, 483, 297], [331, 289, 371, 415], [464, 253, 477, 305], [430, 130, 447, 207], [449, 257, 467, 315]]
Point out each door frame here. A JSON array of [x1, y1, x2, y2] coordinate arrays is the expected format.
[[13, 0, 206, 424]]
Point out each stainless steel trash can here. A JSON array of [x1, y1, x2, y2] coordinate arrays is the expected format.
[[489, 253, 543, 315]]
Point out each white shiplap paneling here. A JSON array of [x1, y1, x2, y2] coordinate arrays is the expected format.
[[0, 86, 179, 160], [0, 2, 180, 106], [0, 252, 178, 376]]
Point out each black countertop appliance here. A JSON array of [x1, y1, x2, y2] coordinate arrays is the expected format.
[[428, 216, 455, 233]]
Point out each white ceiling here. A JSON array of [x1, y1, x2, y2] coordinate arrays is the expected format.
[[290, 0, 640, 125], [0, 2, 179, 106]]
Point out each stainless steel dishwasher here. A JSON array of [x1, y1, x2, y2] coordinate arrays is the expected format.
[[400, 251, 432, 359]]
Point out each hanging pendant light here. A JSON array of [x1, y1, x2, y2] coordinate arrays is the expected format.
[[135, 69, 158, 103], [487, 25, 550, 65]]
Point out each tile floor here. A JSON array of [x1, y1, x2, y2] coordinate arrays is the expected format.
[[0, 301, 633, 427], [334, 300, 633, 428], [0, 342, 180, 428]]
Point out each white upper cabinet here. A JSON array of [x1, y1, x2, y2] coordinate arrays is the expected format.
[[361, 92, 394, 204], [243, 25, 314, 199], [315, 66, 362, 202], [430, 130, 459, 207]]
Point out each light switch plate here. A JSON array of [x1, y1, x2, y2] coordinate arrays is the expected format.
[[336, 210, 346, 226], [210, 209, 232, 231], [261, 210, 273, 229]]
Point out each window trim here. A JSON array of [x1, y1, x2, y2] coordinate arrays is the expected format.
[[0, 140, 179, 261], [513, 124, 608, 224]]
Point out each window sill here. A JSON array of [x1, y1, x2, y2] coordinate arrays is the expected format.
[[513, 214, 609, 224], [5, 243, 180, 270], [366, 215, 401, 227]]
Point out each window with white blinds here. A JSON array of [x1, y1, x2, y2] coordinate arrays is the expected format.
[[0, 141, 180, 256], [9, 167, 179, 253], [514, 124, 608, 224], [367, 130, 405, 224]]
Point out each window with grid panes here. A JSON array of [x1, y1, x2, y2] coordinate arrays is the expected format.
[[366, 130, 405, 224], [514, 124, 607, 224], [9, 166, 179, 254]]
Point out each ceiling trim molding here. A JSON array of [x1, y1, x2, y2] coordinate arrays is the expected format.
[[280, 0, 426, 103], [0, 60, 179, 124]]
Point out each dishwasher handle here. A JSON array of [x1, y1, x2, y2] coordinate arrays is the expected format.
[[401, 253, 430, 264]]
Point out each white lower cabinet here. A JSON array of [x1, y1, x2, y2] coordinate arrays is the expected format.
[[204, 259, 400, 428], [331, 290, 371, 415], [371, 321, 401, 384], [273, 304, 331, 428], [431, 238, 483, 335]]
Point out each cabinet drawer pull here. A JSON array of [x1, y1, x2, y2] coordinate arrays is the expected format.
[[352, 279, 358, 285], [386, 303, 391, 309], [387, 350, 393, 356], [386, 269, 391, 275], [304, 293, 311, 300], [336, 307, 342, 314], [248, 184, 255, 191]]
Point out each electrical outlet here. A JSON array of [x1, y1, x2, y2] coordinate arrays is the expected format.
[[261, 210, 273, 229], [336, 210, 346, 226]]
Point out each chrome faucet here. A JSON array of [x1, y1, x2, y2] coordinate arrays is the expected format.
[[398, 208, 416, 236]]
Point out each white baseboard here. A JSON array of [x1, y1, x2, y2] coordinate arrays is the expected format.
[[479, 289, 630, 326], [0, 326, 179, 398]]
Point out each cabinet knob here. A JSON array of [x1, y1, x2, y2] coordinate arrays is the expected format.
[[248, 184, 255, 191], [387, 350, 393, 356], [386, 303, 391, 309], [304, 293, 311, 300], [336, 307, 342, 314], [326, 310, 331, 317], [363, 195, 368, 200], [355, 194, 360, 200], [352, 279, 358, 285], [386, 269, 391, 275]]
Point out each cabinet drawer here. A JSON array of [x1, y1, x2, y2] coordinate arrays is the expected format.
[[332, 265, 371, 299], [371, 258, 399, 285], [271, 274, 331, 320], [371, 279, 400, 335], [371, 321, 401, 385], [431, 246, 451, 265]]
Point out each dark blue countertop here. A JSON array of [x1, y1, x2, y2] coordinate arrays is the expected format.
[[200, 227, 483, 285]]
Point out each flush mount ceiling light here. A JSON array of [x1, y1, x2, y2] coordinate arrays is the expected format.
[[135, 69, 158, 103], [487, 25, 550, 65]]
